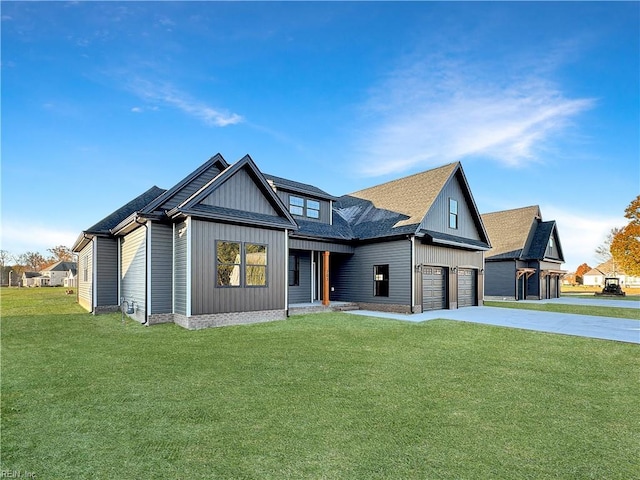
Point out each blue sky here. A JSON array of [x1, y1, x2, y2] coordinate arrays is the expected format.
[[1, 1, 638, 272]]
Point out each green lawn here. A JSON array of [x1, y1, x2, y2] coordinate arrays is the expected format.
[[2, 288, 639, 479], [484, 300, 640, 320]]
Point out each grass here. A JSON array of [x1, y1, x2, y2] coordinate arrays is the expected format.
[[2, 287, 639, 479], [484, 300, 640, 320]]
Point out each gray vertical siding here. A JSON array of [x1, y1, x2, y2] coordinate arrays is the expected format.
[[120, 226, 147, 322], [77, 242, 93, 311], [201, 168, 278, 215], [288, 250, 312, 304], [421, 173, 481, 240], [95, 237, 119, 307], [190, 220, 286, 315], [149, 222, 173, 314], [273, 190, 331, 224], [289, 238, 354, 253], [174, 221, 188, 316], [331, 239, 411, 306], [484, 260, 516, 297]]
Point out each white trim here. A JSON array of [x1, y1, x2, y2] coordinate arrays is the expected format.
[[186, 217, 192, 317], [92, 238, 98, 310], [311, 250, 316, 302], [117, 236, 122, 304], [330, 200, 333, 226]]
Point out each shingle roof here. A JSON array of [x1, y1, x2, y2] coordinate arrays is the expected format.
[[87, 186, 166, 234], [481, 205, 541, 259], [586, 259, 626, 276], [264, 173, 335, 200], [525, 220, 556, 260], [349, 162, 458, 227], [41, 261, 77, 272]]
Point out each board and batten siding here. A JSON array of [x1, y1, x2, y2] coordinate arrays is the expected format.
[[273, 190, 332, 224], [95, 237, 119, 308], [190, 220, 286, 315], [420, 174, 481, 241], [174, 220, 188, 316], [149, 222, 173, 315], [120, 226, 147, 323], [331, 239, 412, 306], [288, 250, 312, 304], [201, 168, 278, 215], [77, 242, 93, 311]]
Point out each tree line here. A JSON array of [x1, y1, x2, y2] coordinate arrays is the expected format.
[[0, 245, 75, 285]]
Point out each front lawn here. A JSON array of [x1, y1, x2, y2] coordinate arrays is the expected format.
[[484, 300, 640, 320], [2, 288, 639, 479]]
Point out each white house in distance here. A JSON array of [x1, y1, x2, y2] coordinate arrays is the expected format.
[[583, 259, 640, 288]]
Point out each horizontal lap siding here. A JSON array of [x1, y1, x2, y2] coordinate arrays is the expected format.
[[484, 260, 516, 297], [334, 239, 411, 305], [191, 220, 286, 315], [95, 237, 118, 307], [174, 221, 188, 316], [121, 226, 146, 322], [77, 243, 93, 311], [150, 223, 173, 314]]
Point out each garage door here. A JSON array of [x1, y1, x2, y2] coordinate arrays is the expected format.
[[457, 269, 476, 307], [422, 267, 446, 311]]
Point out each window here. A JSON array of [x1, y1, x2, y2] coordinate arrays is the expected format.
[[83, 256, 88, 282], [245, 244, 267, 286], [289, 196, 304, 216], [216, 241, 241, 287], [449, 198, 458, 229], [307, 200, 320, 219], [288, 254, 300, 286], [374, 264, 389, 297]]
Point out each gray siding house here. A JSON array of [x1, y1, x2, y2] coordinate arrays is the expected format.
[[481, 206, 565, 300], [73, 154, 491, 329]]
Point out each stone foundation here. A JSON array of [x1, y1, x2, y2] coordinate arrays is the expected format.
[[356, 303, 412, 314], [148, 313, 175, 325]]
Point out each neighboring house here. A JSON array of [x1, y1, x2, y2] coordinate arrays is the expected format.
[[481, 206, 565, 300], [40, 261, 77, 287], [72, 154, 491, 329], [22, 271, 43, 287], [583, 259, 640, 287], [64, 267, 78, 288]]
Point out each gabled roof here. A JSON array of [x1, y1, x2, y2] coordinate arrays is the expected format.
[[585, 259, 625, 276], [168, 155, 298, 230], [349, 162, 459, 228], [524, 220, 564, 262], [481, 205, 541, 259], [141, 153, 229, 216], [41, 261, 77, 273], [264, 173, 336, 200]]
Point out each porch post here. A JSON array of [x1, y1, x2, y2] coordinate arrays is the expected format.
[[322, 251, 330, 306]]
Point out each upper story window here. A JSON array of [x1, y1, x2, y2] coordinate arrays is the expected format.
[[449, 198, 458, 229], [289, 195, 322, 220], [289, 196, 305, 216]]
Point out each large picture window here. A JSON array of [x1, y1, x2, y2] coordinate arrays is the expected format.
[[374, 264, 389, 297], [288, 254, 300, 286], [216, 241, 241, 287], [246, 243, 267, 286], [449, 198, 458, 229]]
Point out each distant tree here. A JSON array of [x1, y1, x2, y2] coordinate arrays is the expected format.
[[17, 252, 48, 272], [0, 250, 9, 285], [47, 245, 74, 262], [575, 263, 592, 285], [595, 227, 622, 272], [611, 195, 640, 277]]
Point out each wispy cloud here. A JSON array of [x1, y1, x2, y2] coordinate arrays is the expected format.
[[126, 77, 243, 127], [353, 55, 595, 176]]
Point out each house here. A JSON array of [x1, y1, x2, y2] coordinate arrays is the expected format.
[[22, 271, 43, 287], [40, 261, 77, 287], [72, 154, 491, 329], [583, 259, 640, 287], [481, 205, 565, 300]]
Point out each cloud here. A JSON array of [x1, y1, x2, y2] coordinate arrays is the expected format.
[[1, 222, 79, 256], [541, 205, 626, 271], [353, 56, 595, 176], [126, 77, 243, 127]]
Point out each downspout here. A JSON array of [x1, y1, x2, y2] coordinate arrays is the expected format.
[[135, 216, 149, 325], [410, 235, 415, 313], [284, 229, 289, 317]]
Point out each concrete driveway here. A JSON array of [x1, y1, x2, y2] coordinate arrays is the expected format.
[[345, 298, 640, 344]]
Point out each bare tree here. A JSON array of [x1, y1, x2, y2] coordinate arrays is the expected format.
[[594, 227, 622, 274]]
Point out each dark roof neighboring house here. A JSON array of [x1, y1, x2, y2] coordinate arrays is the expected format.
[[41, 261, 77, 274], [481, 205, 564, 262], [481, 205, 541, 259]]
